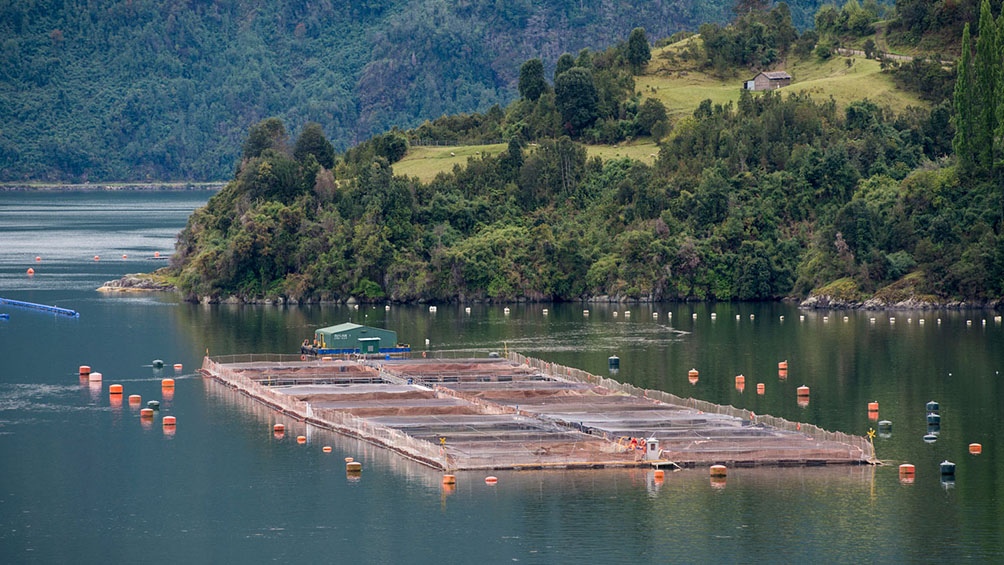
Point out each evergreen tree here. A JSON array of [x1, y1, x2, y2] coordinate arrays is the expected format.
[[554, 53, 576, 82], [293, 122, 335, 169], [554, 67, 600, 134], [954, 23, 975, 177], [974, 0, 997, 173], [242, 118, 289, 161], [518, 58, 548, 101], [626, 28, 651, 74]]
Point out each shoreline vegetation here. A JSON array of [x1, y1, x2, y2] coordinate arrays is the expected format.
[[97, 272, 1002, 311]]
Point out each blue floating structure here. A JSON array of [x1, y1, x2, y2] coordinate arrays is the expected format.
[[0, 297, 79, 318], [0, 313, 9, 320]]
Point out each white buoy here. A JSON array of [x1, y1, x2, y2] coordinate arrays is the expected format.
[[614, 311, 619, 317], [652, 312, 658, 319], [624, 311, 630, 317], [749, 314, 754, 320], [542, 308, 548, 315], [843, 316, 849, 322], [503, 307, 510, 315], [583, 309, 590, 316], [693, 313, 698, 320], [890, 317, 895, 324], [823, 316, 828, 322], [668, 312, 672, 318], [425, 338, 430, 345], [385, 304, 391, 311], [799, 315, 804, 322], [937, 318, 942, 324], [779, 315, 784, 322], [710, 313, 716, 320], [465, 307, 471, 314], [736, 314, 740, 321], [429, 305, 437, 313], [870, 318, 876, 323], [919, 318, 925, 325], [967, 320, 972, 326]]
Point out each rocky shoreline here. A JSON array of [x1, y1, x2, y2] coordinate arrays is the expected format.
[[97, 274, 1003, 311]]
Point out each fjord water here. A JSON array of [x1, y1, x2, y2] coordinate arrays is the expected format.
[[1, 191, 1003, 563]]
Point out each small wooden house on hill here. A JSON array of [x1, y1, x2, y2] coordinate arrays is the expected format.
[[744, 71, 792, 91]]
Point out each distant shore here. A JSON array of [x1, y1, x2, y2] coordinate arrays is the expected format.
[[0, 182, 224, 192]]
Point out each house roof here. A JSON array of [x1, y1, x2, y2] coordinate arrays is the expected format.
[[759, 71, 791, 80], [317, 322, 363, 333]]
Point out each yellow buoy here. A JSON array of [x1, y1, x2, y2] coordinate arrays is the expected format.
[[344, 457, 354, 463], [346, 461, 362, 473], [442, 474, 457, 485], [710, 464, 727, 477]]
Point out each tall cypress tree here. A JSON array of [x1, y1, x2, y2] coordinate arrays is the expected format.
[[974, 0, 998, 174], [954, 23, 975, 177]]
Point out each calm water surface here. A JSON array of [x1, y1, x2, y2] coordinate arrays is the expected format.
[[1, 191, 1002, 563]]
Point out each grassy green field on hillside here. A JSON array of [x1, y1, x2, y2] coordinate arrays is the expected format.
[[639, 39, 927, 118]]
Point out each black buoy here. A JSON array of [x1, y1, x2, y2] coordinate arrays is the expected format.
[[927, 412, 941, 425], [608, 356, 620, 370], [926, 400, 940, 413], [923, 433, 938, 443], [147, 400, 160, 410], [152, 359, 164, 369], [940, 460, 956, 476]]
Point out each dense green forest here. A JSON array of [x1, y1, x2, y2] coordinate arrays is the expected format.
[[2, 0, 853, 182], [167, 1, 1004, 304]]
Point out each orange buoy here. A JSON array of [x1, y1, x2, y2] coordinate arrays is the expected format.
[[26, 267, 34, 275], [108, 384, 123, 395], [710, 464, 727, 477], [296, 435, 306, 444], [485, 476, 498, 485], [756, 383, 765, 395], [128, 394, 141, 405], [122, 254, 128, 259], [346, 461, 362, 473], [140, 408, 154, 418], [653, 469, 665, 481], [162, 416, 177, 426], [688, 368, 699, 380], [79, 365, 91, 376], [273, 424, 285, 434], [778, 368, 788, 379], [173, 363, 183, 371], [88, 371, 103, 382], [969, 443, 983, 455], [321, 356, 332, 361], [161, 378, 175, 388], [899, 464, 916, 483], [868, 401, 879, 412], [778, 360, 788, 370], [154, 251, 160, 258], [93, 255, 100, 261], [442, 474, 457, 485], [735, 374, 745, 384], [35, 256, 41, 262], [344, 457, 354, 463], [796, 385, 810, 396], [322, 446, 332, 453]]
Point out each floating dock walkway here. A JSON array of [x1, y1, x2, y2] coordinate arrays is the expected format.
[[0, 297, 79, 317], [201, 353, 875, 471]]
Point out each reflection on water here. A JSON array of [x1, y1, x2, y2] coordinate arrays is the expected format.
[[1, 191, 1003, 562]]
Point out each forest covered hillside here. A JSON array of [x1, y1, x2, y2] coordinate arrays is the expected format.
[[2, 0, 846, 182], [164, 1, 1004, 306]]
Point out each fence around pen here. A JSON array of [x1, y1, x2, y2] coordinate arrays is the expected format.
[[506, 352, 876, 463], [201, 355, 449, 469]]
